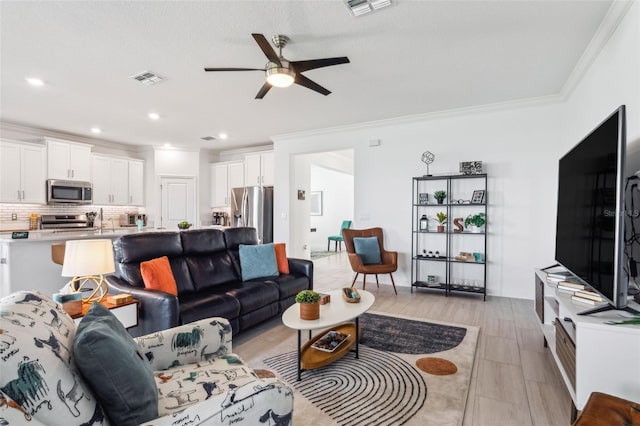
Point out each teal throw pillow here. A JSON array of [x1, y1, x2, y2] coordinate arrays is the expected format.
[[73, 302, 158, 426], [239, 243, 279, 281], [353, 236, 382, 265]]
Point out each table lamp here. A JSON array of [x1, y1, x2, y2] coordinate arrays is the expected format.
[[61, 239, 115, 303]]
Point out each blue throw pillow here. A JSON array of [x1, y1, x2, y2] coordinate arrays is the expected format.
[[73, 302, 158, 426], [353, 236, 382, 265], [239, 243, 279, 281]]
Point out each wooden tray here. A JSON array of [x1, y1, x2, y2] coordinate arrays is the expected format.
[[301, 323, 359, 370], [342, 287, 361, 303]]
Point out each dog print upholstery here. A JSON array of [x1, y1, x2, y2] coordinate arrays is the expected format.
[[0, 291, 108, 426], [0, 291, 293, 426]]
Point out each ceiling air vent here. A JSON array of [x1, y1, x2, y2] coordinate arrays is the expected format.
[[346, 0, 391, 16], [130, 71, 164, 86], [201, 136, 216, 141]]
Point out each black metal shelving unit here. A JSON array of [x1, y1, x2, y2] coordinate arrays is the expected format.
[[411, 174, 488, 300]]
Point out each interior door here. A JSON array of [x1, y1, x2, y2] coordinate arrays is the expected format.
[[160, 176, 196, 230]]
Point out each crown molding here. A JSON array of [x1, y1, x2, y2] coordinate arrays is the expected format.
[[219, 144, 273, 157], [560, 0, 635, 99], [272, 93, 564, 142], [0, 120, 141, 152]]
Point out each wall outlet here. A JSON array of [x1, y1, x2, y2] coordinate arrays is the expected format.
[[11, 213, 17, 221]]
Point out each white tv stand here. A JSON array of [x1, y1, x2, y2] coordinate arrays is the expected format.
[[534, 269, 640, 419]]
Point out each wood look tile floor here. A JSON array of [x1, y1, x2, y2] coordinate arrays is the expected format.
[[234, 252, 572, 426]]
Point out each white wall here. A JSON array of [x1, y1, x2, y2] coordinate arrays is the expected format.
[[310, 164, 354, 252], [563, 1, 639, 168], [275, 102, 564, 299], [273, 1, 639, 300]]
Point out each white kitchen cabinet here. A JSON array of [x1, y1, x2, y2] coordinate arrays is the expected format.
[[128, 160, 144, 206], [0, 140, 46, 203], [228, 161, 245, 194], [92, 155, 129, 205], [211, 161, 244, 207], [46, 139, 92, 181], [244, 151, 273, 186]]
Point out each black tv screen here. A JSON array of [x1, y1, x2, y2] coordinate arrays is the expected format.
[[555, 106, 627, 309]]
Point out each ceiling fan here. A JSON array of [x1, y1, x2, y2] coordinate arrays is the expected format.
[[204, 34, 350, 99]]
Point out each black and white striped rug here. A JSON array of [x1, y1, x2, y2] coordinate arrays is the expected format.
[[259, 312, 477, 426], [264, 348, 426, 425]]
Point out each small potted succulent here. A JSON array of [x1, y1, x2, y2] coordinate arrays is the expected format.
[[434, 190, 447, 204], [464, 213, 486, 233], [177, 221, 192, 230], [295, 290, 321, 320], [435, 212, 447, 233]]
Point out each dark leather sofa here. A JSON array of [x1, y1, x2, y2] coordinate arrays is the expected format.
[[106, 227, 313, 337]]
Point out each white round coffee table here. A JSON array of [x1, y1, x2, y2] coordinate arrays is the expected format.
[[282, 289, 375, 380]]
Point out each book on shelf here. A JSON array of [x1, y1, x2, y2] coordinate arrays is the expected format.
[[557, 285, 575, 294], [557, 280, 585, 290], [571, 295, 601, 305], [547, 270, 573, 280], [573, 290, 603, 302], [558, 284, 584, 292]]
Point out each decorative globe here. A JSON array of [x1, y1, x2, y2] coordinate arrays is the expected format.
[[421, 151, 435, 165], [421, 151, 435, 176]]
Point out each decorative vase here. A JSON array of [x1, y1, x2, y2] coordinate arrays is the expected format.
[[468, 225, 484, 233], [437, 225, 445, 233], [299, 302, 319, 320]]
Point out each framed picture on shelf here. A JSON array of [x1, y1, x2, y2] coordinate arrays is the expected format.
[[418, 193, 429, 204], [471, 190, 485, 204]]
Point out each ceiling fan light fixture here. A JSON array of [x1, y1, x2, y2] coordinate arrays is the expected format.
[[266, 62, 295, 88]]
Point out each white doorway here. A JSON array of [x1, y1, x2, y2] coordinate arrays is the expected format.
[[289, 149, 354, 259], [159, 176, 196, 230]]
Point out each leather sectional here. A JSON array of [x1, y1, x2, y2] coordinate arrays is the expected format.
[[106, 227, 313, 337]]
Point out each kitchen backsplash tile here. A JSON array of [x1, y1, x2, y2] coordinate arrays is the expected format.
[[0, 204, 142, 230]]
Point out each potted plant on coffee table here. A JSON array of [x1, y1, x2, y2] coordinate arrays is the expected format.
[[296, 290, 321, 320], [464, 213, 486, 233], [435, 212, 447, 233], [434, 190, 447, 205]]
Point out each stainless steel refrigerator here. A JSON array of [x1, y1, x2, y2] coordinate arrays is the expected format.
[[231, 186, 273, 243]]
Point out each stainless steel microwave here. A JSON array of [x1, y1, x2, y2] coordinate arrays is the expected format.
[[46, 179, 93, 204]]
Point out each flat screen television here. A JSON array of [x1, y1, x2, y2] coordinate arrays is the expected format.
[[555, 105, 637, 315]]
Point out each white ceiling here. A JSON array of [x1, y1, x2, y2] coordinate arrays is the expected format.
[[0, 0, 614, 151]]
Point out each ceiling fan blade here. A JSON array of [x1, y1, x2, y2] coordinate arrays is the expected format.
[[204, 67, 265, 72], [294, 74, 331, 96], [252, 33, 282, 66], [290, 57, 350, 73], [255, 82, 272, 99]]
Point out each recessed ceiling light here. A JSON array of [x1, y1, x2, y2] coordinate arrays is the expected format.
[[218, 133, 228, 140], [148, 112, 160, 120], [26, 77, 44, 87], [91, 127, 101, 134]]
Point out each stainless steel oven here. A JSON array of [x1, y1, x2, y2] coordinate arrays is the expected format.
[[46, 179, 93, 204]]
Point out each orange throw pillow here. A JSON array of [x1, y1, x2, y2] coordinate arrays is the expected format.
[[140, 256, 178, 296], [274, 243, 290, 274]]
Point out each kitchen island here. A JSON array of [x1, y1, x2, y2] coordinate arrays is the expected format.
[[0, 227, 145, 298]]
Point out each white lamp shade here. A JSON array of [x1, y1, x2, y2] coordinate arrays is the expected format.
[[61, 239, 115, 277]]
